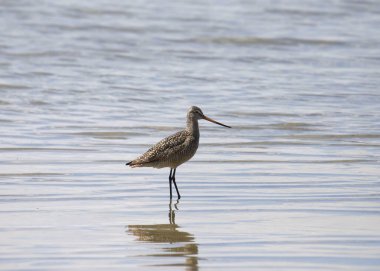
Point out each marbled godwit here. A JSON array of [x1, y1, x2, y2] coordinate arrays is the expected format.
[[126, 106, 231, 199]]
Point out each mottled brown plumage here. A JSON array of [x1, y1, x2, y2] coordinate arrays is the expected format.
[[127, 130, 199, 169], [126, 106, 231, 199]]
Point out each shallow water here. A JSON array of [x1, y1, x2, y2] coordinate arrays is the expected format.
[[1, 0, 380, 270]]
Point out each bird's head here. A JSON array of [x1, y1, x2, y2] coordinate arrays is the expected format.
[[187, 106, 231, 128], [188, 106, 204, 120]]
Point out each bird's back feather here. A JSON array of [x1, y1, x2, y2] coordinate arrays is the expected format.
[[126, 130, 198, 169]]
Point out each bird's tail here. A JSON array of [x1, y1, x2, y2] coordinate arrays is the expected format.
[[126, 160, 140, 167], [126, 160, 146, 168]]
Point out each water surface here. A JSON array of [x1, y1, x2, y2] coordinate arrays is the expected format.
[[1, 0, 380, 270]]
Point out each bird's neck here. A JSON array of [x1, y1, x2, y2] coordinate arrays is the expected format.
[[186, 117, 200, 137]]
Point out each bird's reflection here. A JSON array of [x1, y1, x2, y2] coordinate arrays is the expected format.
[[127, 200, 198, 271]]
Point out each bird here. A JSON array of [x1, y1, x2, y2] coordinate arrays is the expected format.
[[126, 106, 231, 200]]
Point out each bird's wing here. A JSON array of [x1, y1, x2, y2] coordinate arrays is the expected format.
[[132, 131, 188, 165]]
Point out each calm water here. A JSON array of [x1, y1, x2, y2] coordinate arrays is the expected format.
[[1, 1, 380, 270]]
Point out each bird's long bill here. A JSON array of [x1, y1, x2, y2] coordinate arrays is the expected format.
[[203, 115, 231, 128]]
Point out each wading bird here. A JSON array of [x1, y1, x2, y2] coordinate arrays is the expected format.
[[126, 106, 231, 199]]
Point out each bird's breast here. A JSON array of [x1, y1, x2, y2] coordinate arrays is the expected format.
[[169, 135, 199, 168]]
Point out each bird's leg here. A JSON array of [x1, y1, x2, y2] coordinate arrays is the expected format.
[[169, 168, 173, 200], [174, 199, 179, 210], [172, 168, 181, 199]]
